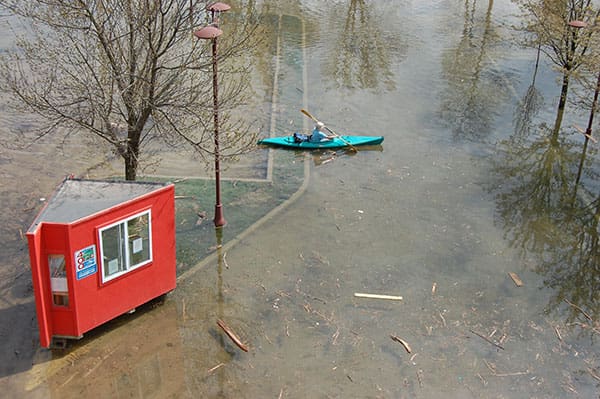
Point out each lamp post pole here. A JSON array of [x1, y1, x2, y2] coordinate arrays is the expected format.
[[194, 2, 231, 227]]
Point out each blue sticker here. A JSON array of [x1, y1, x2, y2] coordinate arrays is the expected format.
[[75, 245, 98, 280]]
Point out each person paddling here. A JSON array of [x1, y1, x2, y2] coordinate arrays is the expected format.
[[309, 121, 336, 142]]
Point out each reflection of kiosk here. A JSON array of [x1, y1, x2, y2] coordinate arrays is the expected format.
[[26, 177, 176, 348]]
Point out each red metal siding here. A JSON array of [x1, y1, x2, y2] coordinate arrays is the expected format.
[[27, 182, 176, 348], [66, 185, 176, 339]]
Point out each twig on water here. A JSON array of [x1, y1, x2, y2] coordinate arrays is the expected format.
[[439, 312, 446, 327], [332, 327, 340, 345], [494, 370, 529, 377], [390, 335, 412, 353], [469, 329, 505, 350], [207, 363, 224, 374], [217, 319, 249, 352], [477, 373, 487, 386], [569, 322, 600, 335], [483, 359, 528, 377], [588, 368, 600, 382], [554, 325, 562, 342], [564, 299, 592, 321]]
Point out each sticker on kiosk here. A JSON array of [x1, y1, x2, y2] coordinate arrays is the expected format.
[[75, 245, 98, 280]]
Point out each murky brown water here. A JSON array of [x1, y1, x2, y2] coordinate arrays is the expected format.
[[1, 1, 599, 398]]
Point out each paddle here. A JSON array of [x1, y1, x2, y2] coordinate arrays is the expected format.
[[300, 109, 358, 153]]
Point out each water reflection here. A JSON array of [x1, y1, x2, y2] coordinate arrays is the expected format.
[[541, 194, 600, 329], [176, 226, 255, 398], [514, 44, 544, 139], [492, 125, 579, 253], [311, 145, 383, 166], [491, 115, 600, 338], [439, 0, 511, 140], [321, 0, 402, 92], [30, 297, 184, 398]]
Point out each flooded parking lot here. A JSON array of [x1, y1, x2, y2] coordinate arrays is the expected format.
[[0, 0, 599, 398]]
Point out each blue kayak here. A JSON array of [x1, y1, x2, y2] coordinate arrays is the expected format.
[[257, 135, 384, 149]]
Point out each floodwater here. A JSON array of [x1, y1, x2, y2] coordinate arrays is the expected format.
[[1, 0, 599, 398]]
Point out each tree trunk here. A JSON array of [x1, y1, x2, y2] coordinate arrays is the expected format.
[[124, 151, 138, 181], [551, 72, 570, 143], [124, 135, 140, 181]]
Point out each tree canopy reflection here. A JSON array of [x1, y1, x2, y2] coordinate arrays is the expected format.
[[491, 111, 600, 338], [439, 0, 511, 140], [321, 0, 402, 92]]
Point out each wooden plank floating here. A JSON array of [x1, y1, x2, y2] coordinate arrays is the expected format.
[[217, 319, 249, 352], [508, 272, 523, 287], [354, 293, 403, 301]]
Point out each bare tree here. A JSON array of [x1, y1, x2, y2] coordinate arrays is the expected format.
[[512, 0, 600, 138], [0, 0, 258, 180]]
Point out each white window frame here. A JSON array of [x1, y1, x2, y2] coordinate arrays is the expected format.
[[98, 210, 153, 283]]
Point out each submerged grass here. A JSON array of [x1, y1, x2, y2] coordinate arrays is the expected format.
[[170, 149, 305, 275]]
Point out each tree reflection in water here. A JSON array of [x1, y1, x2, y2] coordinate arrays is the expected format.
[[439, 0, 511, 141], [514, 43, 544, 140], [491, 111, 599, 340], [322, 0, 402, 92]]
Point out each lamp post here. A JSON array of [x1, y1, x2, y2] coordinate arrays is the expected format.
[[194, 2, 231, 227]]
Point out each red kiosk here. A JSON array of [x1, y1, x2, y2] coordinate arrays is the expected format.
[[26, 177, 176, 348]]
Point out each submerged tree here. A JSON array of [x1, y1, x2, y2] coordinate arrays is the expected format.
[[512, 0, 600, 139], [0, 0, 258, 180]]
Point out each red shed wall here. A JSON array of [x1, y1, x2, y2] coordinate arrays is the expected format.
[[26, 227, 51, 348], [27, 222, 78, 347], [68, 184, 176, 336], [65, 184, 176, 336]]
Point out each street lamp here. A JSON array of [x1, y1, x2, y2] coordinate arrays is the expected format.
[[194, 2, 231, 227]]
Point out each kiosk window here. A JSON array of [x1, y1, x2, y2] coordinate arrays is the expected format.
[[99, 210, 152, 283], [48, 254, 69, 307]]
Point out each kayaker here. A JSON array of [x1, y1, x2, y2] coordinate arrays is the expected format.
[[309, 121, 335, 142]]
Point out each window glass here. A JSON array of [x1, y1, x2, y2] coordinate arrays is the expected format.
[[99, 210, 152, 283], [128, 213, 151, 267], [49, 254, 66, 279], [48, 254, 69, 307], [102, 223, 126, 277]]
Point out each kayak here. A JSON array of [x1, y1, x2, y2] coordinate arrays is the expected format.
[[257, 135, 384, 149]]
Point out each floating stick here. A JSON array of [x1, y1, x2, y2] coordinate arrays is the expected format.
[[217, 319, 249, 352], [354, 293, 403, 301], [469, 329, 505, 350], [508, 272, 523, 287], [390, 335, 412, 353]]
